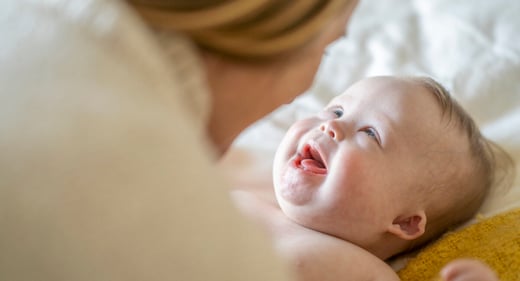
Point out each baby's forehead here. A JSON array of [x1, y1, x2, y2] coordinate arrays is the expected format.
[[331, 78, 443, 119], [335, 77, 423, 102]]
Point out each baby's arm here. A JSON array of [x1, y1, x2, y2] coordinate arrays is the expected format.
[[440, 259, 499, 281]]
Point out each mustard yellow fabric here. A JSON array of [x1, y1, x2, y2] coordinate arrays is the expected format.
[[398, 208, 520, 281]]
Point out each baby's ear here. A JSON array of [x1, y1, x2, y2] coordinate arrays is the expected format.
[[388, 211, 426, 241]]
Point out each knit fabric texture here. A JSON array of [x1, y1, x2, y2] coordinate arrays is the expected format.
[[398, 208, 520, 281]]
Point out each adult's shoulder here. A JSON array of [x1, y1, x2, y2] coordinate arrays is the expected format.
[[1, 0, 181, 104]]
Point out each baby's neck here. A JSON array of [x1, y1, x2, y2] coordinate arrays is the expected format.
[[362, 233, 413, 261]]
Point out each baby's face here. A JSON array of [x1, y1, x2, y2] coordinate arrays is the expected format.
[[273, 76, 467, 246]]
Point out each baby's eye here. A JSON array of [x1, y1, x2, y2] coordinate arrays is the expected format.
[[361, 127, 380, 143], [332, 108, 343, 118], [320, 106, 343, 119]]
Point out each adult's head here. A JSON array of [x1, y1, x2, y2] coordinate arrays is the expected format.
[[128, 0, 359, 154], [272, 76, 511, 259]]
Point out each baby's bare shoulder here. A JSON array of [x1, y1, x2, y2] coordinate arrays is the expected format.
[[231, 190, 399, 281], [279, 229, 399, 281]]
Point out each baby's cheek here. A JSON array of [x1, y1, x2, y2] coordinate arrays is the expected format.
[[280, 120, 316, 148], [289, 118, 317, 134], [338, 149, 368, 175], [330, 151, 368, 191]]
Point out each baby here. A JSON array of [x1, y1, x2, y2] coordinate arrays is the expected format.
[[232, 76, 504, 281]]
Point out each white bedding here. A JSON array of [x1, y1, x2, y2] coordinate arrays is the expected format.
[[221, 0, 520, 217]]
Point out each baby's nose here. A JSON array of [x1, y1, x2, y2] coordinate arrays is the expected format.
[[319, 121, 343, 141]]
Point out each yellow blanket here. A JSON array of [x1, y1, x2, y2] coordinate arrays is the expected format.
[[398, 208, 520, 281]]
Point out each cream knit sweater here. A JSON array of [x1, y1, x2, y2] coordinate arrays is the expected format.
[[0, 1, 288, 280]]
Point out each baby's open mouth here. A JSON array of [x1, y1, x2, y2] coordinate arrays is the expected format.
[[296, 144, 327, 175]]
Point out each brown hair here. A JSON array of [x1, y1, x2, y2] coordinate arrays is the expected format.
[[127, 0, 352, 59], [410, 77, 515, 247]]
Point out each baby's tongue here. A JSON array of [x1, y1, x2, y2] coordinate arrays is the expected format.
[[301, 159, 327, 174]]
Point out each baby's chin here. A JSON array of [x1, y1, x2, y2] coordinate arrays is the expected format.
[[277, 203, 332, 235], [273, 166, 323, 208]]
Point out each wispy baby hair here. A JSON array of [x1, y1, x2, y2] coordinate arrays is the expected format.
[[409, 76, 515, 246]]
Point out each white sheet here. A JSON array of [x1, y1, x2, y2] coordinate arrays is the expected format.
[[221, 0, 520, 217]]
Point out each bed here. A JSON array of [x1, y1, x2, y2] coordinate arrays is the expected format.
[[220, 0, 520, 278]]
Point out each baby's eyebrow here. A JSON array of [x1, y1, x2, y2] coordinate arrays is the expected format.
[[328, 93, 355, 108]]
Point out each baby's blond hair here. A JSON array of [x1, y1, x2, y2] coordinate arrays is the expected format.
[[408, 77, 514, 248]]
